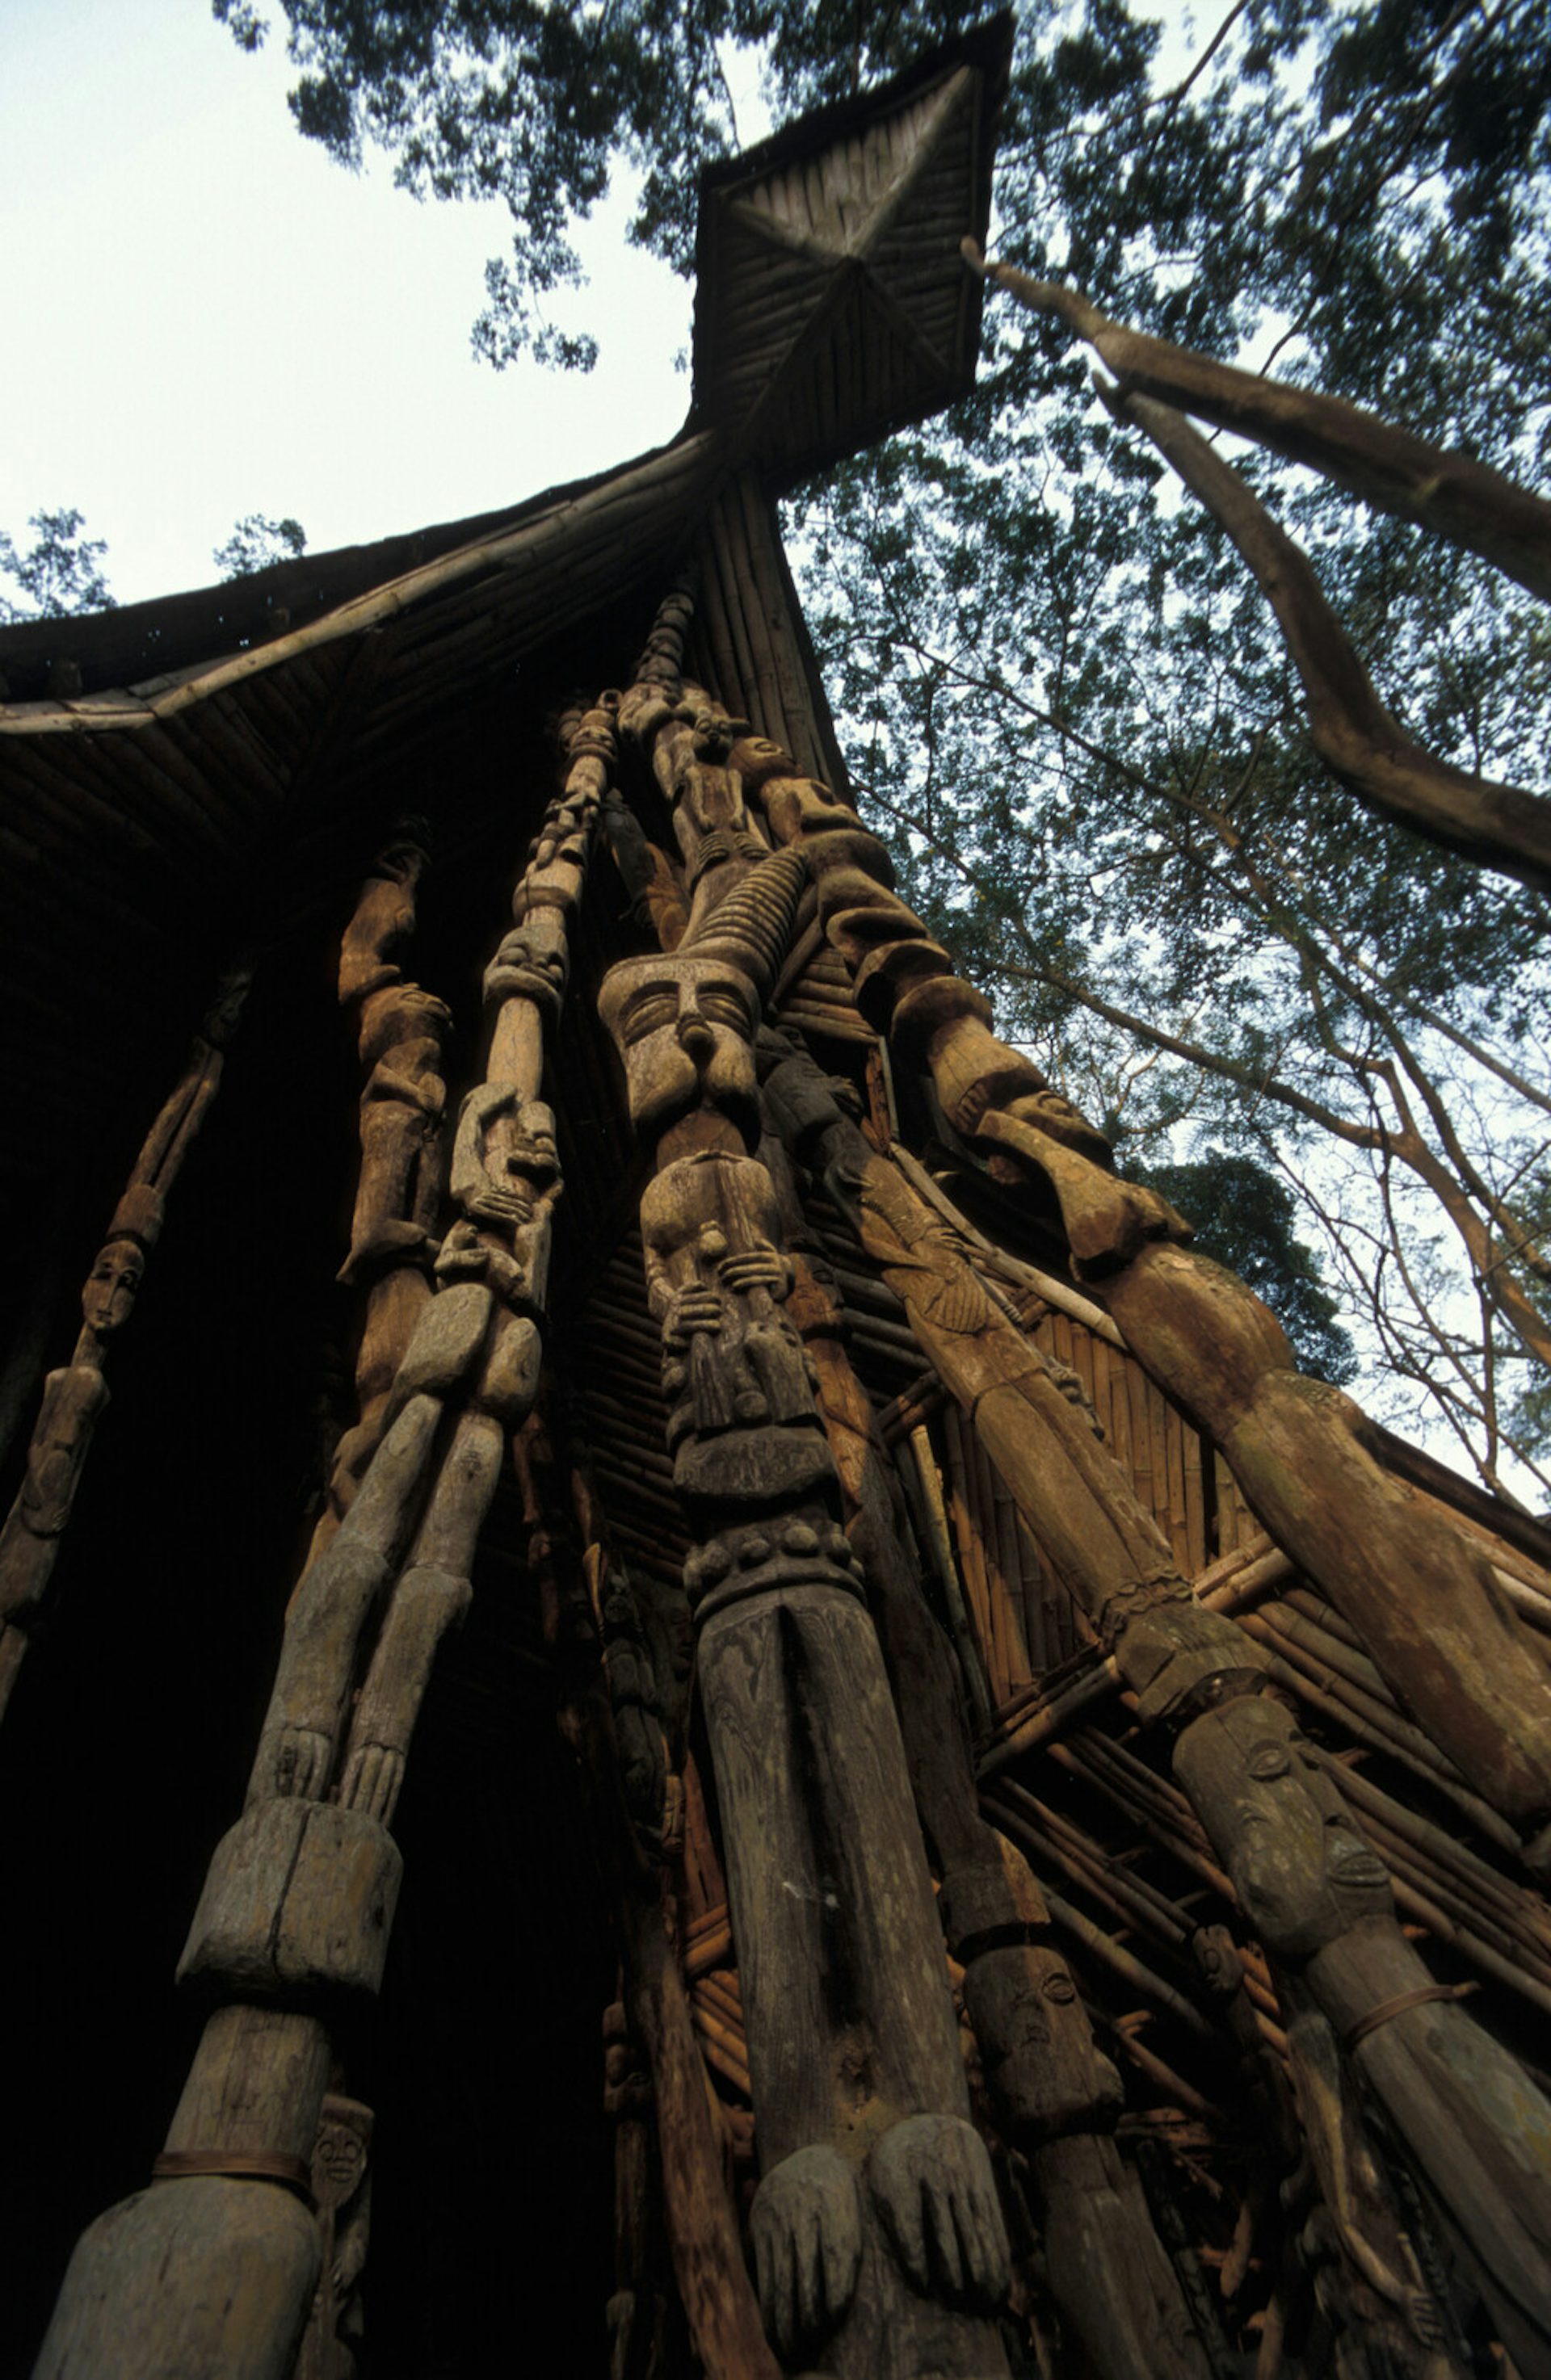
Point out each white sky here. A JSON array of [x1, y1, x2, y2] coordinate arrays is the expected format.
[[0, 0, 711, 606]]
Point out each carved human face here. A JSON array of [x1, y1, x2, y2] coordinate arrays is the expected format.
[[507, 1098, 559, 1186], [968, 1945, 1120, 2134], [484, 912, 570, 1016], [312, 2105, 371, 2204], [1007, 1085, 1114, 1165], [82, 1238, 145, 1336], [360, 983, 452, 1061], [1176, 1699, 1391, 1958], [729, 732, 797, 792], [599, 953, 759, 1144]]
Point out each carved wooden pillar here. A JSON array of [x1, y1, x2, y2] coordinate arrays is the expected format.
[[760, 1045, 1213, 2380], [763, 1030, 1548, 2373], [600, 605, 1011, 2378], [0, 960, 251, 1721], [34, 707, 613, 2379], [732, 736, 1551, 1861], [1175, 1698, 1551, 2377], [313, 823, 450, 1560], [562, 1461, 782, 2380]]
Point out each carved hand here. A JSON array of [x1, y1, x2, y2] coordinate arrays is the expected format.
[[868, 2113, 1010, 2307], [750, 2144, 863, 2361], [717, 1249, 790, 1298], [663, 1285, 725, 1344], [338, 1741, 405, 1825], [462, 1182, 532, 1227], [274, 1725, 332, 1801]]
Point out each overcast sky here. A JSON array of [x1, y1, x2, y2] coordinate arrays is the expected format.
[[1, 1, 721, 606]]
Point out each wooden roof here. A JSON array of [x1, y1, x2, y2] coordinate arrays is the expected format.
[[690, 15, 1010, 483], [0, 20, 1009, 720], [0, 22, 1010, 1218]]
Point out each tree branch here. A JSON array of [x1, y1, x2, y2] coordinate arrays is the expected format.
[[962, 238, 1551, 608], [1103, 381, 1551, 892]]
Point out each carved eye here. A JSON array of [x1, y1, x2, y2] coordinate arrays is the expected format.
[[1247, 1744, 1291, 1780], [1042, 1974, 1077, 2004], [700, 989, 750, 1030], [624, 993, 677, 1043]]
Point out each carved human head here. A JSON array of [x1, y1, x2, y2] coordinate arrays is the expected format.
[[1175, 1698, 1391, 1958], [359, 983, 453, 1061], [729, 732, 798, 794], [966, 1944, 1122, 2134], [599, 952, 759, 1146], [1004, 1084, 1116, 1165], [484, 911, 570, 1018], [507, 1098, 560, 1185], [311, 2095, 373, 2206], [82, 1238, 145, 1336]]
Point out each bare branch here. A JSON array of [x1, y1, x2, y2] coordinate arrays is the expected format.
[[1103, 382, 1551, 892], [963, 240, 1551, 607]]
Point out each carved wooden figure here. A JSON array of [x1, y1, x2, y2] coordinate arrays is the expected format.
[[561, 1459, 781, 2380], [604, 611, 1011, 2378], [1279, 2006, 1461, 2378], [0, 960, 251, 1719], [315, 829, 448, 1557], [296, 2094, 373, 2380], [753, 1024, 1548, 2370], [759, 1048, 1214, 2380], [733, 732, 1551, 1861], [44, 45, 1551, 2380], [1175, 1696, 1551, 2376], [35, 707, 614, 2379]]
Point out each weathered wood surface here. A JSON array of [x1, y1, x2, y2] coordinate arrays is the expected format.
[[295, 2094, 373, 2380], [310, 827, 446, 1561], [602, 619, 1010, 2376], [34, 703, 616, 2377], [34, 2177, 322, 2380], [733, 724, 1551, 1853], [1178, 1695, 1551, 2373], [557, 1456, 777, 2380], [771, 1145, 1213, 2380], [750, 1026, 1549, 2365]]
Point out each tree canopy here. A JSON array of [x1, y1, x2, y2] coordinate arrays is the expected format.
[[208, 0, 1551, 1496], [214, 513, 309, 577], [0, 510, 313, 619], [0, 510, 115, 623]]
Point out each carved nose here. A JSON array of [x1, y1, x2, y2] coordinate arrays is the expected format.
[[678, 1015, 714, 1057]]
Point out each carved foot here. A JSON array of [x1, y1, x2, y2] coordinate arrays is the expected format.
[[750, 2144, 863, 2361], [868, 2114, 1010, 2307], [273, 1726, 332, 1800], [338, 1741, 406, 1825]]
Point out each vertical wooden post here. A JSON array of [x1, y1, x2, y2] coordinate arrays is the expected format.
[[34, 709, 616, 2379], [730, 714, 1551, 1853], [763, 1026, 1551, 2373], [599, 604, 1011, 2377], [0, 959, 251, 1722]]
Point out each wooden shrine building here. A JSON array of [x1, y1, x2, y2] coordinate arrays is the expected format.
[[5, 22, 1551, 2378]]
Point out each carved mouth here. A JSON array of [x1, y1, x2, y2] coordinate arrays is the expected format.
[[1328, 1838, 1388, 1888]]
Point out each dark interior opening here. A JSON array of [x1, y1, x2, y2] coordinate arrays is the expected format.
[[0, 623, 669, 2373]]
